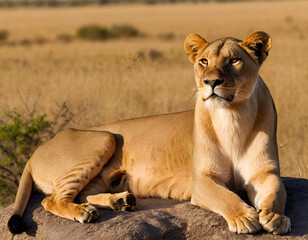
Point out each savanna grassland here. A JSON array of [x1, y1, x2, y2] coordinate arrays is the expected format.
[[0, 0, 307, 184]]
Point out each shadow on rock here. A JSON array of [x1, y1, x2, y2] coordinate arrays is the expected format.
[[283, 177, 308, 236]]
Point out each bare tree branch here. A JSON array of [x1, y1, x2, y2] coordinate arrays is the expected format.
[[0, 166, 19, 187]]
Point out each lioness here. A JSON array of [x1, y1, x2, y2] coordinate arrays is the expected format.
[[8, 31, 291, 235]]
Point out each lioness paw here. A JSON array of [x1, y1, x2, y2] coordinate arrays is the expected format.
[[74, 204, 99, 224], [110, 191, 136, 211], [227, 207, 262, 234], [259, 209, 291, 235]]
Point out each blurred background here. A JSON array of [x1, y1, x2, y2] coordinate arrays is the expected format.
[[0, 0, 307, 208]]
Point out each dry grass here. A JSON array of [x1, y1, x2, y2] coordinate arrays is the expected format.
[[0, 0, 307, 178]]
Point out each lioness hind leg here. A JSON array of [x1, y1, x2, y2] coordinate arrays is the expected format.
[[78, 169, 136, 211], [42, 195, 99, 223], [86, 192, 136, 211], [41, 158, 109, 223], [41, 161, 104, 224], [38, 131, 116, 223]]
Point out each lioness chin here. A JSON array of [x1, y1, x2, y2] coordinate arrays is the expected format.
[[8, 31, 290, 235]]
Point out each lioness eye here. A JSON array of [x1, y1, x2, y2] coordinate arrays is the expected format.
[[230, 58, 241, 65], [199, 58, 208, 66]]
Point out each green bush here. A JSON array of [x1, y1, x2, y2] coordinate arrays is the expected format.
[[76, 25, 109, 41], [0, 112, 50, 206], [0, 103, 74, 207], [76, 24, 140, 41], [110, 24, 139, 38]]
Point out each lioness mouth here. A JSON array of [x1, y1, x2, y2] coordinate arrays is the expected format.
[[207, 93, 234, 102]]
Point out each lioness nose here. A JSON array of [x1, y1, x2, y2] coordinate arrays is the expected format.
[[203, 79, 224, 89]]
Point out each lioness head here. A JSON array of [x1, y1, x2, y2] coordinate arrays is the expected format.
[[184, 31, 271, 106]]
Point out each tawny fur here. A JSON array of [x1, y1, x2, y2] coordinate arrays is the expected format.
[[9, 31, 291, 235]]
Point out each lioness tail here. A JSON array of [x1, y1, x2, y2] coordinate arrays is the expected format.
[[8, 163, 33, 234]]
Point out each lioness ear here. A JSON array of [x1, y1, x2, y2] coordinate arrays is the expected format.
[[184, 34, 209, 64], [241, 31, 272, 64]]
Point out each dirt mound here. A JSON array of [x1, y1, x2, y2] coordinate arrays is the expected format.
[[0, 177, 307, 239]]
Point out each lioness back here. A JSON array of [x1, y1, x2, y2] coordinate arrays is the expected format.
[[92, 110, 194, 200]]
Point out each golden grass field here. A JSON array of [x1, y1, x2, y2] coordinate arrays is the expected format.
[[0, 0, 307, 179]]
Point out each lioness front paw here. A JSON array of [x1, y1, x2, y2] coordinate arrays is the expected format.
[[259, 209, 291, 235], [227, 206, 262, 234], [110, 191, 136, 211], [74, 204, 99, 224]]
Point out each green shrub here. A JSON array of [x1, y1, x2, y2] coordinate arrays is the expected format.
[[0, 103, 74, 207], [110, 24, 139, 38], [0, 111, 51, 206], [76, 25, 109, 41], [76, 24, 140, 41]]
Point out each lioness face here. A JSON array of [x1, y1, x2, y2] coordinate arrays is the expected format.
[[184, 32, 272, 106], [194, 39, 259, 105]]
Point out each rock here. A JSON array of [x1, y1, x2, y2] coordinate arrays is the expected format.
[[0, 177, 307, 239]]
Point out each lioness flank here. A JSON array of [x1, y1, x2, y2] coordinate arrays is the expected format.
[[8, 31, 291, 235]]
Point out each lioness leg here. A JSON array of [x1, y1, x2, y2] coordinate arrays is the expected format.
[[191, 175, 262, 234], [41, 156, 110, 223], [42, 195, 99, 223], [78, 169, 136, 211], [41, 164, 102, 224], [192, 139, 262, 234], [38, 130, 116, 223], [85, 192, 136, 211], [246, 172, 291, 235]]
